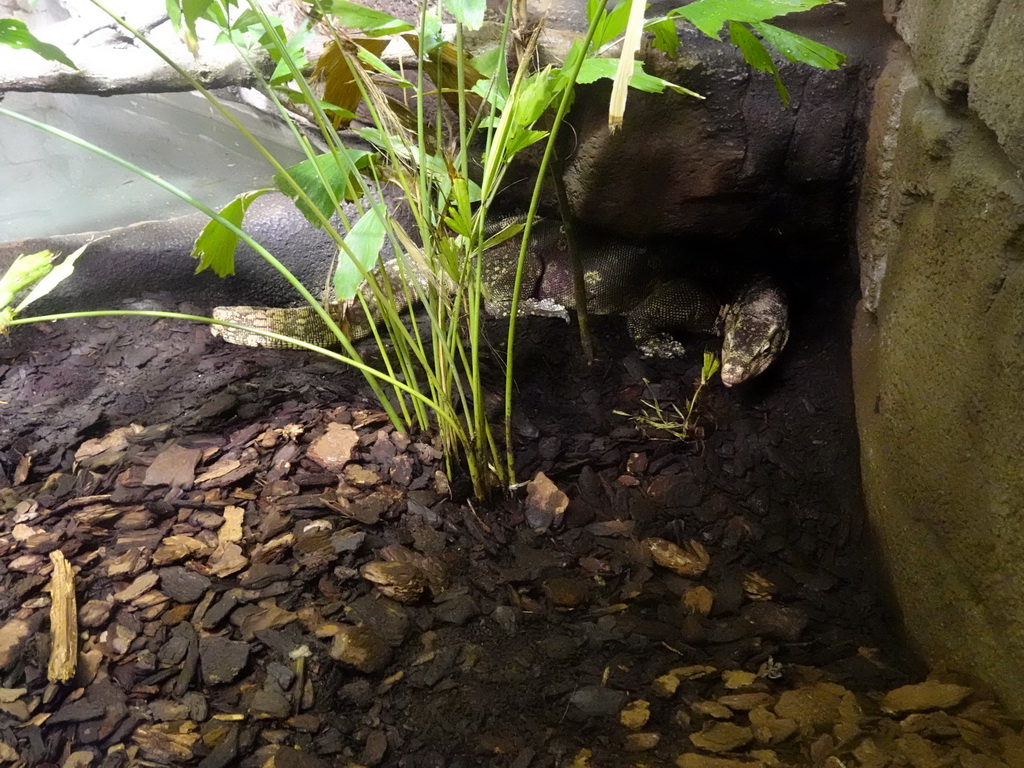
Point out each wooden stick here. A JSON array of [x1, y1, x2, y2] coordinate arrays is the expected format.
[[47, 551, 78, 683]]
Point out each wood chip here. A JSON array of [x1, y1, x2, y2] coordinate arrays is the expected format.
[[881, 681, 974, 714], [644, 538, 711, 577], [47, 550, 78, 682]]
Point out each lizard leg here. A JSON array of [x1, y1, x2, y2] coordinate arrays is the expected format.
[[625, 279, 721, 358]]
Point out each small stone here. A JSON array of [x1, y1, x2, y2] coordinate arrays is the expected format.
[[624, 732, 661, 752], [159, 566, 212, 604], [741, 602, 808, 642], [150, 699, 190, 721], [571, 686, 627, 718], [433, 594, 479, 626], [143, 445, 203, 488], [330, 625, 392, 673], [78, 600, 114, 629], [525, 471, 569, 531], [543, 578, 590, 608], [199, 635, 250, 684], [307, 423, 360, 471], [250, 686, 291, 719]]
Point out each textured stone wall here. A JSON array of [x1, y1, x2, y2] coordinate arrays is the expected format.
[[854, 0, 1024, 714]]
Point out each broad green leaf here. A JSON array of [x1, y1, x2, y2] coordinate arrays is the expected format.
[[575, 57, 703, 98], [728, 21, 788, 106], [557, 39, 587, 89], [469, 45, 503, 78], [273, 149, 373, 225], [419, 13, 444, 54], [181, 0, 215, 54], [269, 22, 314, 84], [15, 244, 87, 314], [672, 0, 827, 40], [647, 17, 681, 56], [192, 190, 271, 277], [593, 0, 636, 48], [334, 204, 388, 301], [0, 18, 76, 69], [313, 0, 414, 36], [447, 0, 485, 30], [505, 128, 548, 155], [444, 176, 475, 237], [0, 250, 54, 309], [751, 21, 845, 69], [515, 68, 558, 126]]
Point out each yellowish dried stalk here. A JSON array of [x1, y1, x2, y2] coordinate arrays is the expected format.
[[47, 550, 78, 682], [608, 0, 647, 132]]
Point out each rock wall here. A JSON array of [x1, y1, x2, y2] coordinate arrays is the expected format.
[[543, 0, 892, 239], [854, 0, 1024, 713]]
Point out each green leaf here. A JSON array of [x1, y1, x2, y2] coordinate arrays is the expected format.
[[274, 150, 373, 225], [0, 249, 54, 309], [334, 204, 388, 301], [647, 17, 681, 56], [262, 19, 314, 84], [751, 21, 845, 69], [192, 190, 271, 277], [672, 0, 827, 40], [356, 44, 414, 86], [575, 57, 703, 97], [470, 45, 503, 78], [15, 244, 87, 314], [593, 0, 635, 48], [0, 18, 77, 69], [447, 0, 486, 30], [728, 21, 788, 106], [515, 68, 558, 126], [505, 128, 549, 155], [313, 0, 414, 36], [481, 221, 525, 252]]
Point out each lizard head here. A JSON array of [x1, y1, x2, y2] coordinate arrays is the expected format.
[[719, 279, 789, 387]]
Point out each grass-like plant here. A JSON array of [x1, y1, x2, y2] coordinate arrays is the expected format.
[[0, 0, 843, 499], [615, 353, 722, 441]]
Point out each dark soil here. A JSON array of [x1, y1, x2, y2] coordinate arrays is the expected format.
[[1, 259, 1022, 767]]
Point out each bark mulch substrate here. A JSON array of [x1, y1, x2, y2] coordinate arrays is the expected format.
[[1, 296, 1022, 768]]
